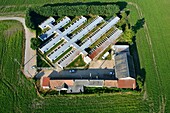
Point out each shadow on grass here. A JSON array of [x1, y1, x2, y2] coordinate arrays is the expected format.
[[131, 37, 146, 91], [132, 18, 145, 33]]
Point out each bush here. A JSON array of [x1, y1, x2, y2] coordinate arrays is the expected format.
[[30, 38, 41, 50]]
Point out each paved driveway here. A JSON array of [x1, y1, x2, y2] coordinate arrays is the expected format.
[[37, 69, 115, 80], [0, 17, 36, 78]]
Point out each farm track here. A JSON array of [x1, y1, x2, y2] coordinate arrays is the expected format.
[[128, 2, 165, 112]]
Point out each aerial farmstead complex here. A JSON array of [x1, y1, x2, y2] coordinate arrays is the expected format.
[[39, 16, 136, 93]]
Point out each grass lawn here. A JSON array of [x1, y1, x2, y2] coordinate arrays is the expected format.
[[37, 54, 50, 67], [62, 16, 81, 30], [69, 15, 97, 36], [89, 27, 115, 49], [44, 39, 64, 56], [67, 55, 86, 67], [53, 47, 73, 63], [98, 46, 112, 60], [80, 21, 105, 43]]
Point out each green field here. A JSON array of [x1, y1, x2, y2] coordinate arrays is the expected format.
[[0, 20, 37, 112], [0, 0, 170, 112]]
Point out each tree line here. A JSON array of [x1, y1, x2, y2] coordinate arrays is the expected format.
[[25, 4, 120, 29]]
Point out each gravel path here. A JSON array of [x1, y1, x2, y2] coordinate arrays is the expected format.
[[0, 17, 36, 78]]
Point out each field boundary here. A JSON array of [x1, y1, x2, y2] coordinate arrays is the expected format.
[[128, 2, 165, 112]]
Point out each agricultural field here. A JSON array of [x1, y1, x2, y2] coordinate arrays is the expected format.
[[0, 0, 170, 112], [0, 20, 37, 112]]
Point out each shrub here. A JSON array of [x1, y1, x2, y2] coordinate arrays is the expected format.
[[30, 38, 41, 50]]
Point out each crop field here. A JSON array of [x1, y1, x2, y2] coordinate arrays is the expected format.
[[126, 0, 170, 112], [35, 94, 149, 113], [0, 0, 170, 112], [0, 20, 37, 112]]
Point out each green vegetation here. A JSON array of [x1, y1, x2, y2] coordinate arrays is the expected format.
[[53, 47, 73, 63], [25, 4, 119, 29], [0, 20, 37, 112], [80, 21, 105, 42], [1, 0, 170, 112], [116, 11, 135, 44], [67, 55, 86, 67], [89, 27, 115, 49], [98, 46, 112, 60], [37, 54, 50, 67], [84, 87, 133, 94], [30, 37, 41, 50], [63, 16, 81, 30], [44, 39, 64, 56], [40, 93, 149, 112], [69, 15, 97, 36]]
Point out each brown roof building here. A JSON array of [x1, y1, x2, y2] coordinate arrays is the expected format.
[[104, 80, 118, 87], [117, 78, 136, 89], [50, 80, 74, 90], [42, 77, 50, 89]]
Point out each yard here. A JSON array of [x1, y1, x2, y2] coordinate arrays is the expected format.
[[67, 55, 86, 68]]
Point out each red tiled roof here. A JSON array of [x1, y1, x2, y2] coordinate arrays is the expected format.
[[104, 80, 118, 87], [42, 77, 50, 87], [89, 47, 102, 59], [117, 79, 136, 89], [50, 80, 74, 89]]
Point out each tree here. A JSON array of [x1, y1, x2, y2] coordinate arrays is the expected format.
[[30, 38, 41, 50], [137, 75, 143, 91], [119, 24, 135, 44]]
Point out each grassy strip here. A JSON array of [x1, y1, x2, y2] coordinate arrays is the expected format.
[[89, 27, 115, 49], [63, 16, 81, 30], [66, 55, 86, 67], [98, 46, 112, 60], [53, 47, 73, 63], [80, 21, 105, 42], [37, 54, 50, 67], [44, 39, 64, 56], [55, 16, 65, 23], [37, 51, 54, 67], [42, 26, 50, 33], [69, 16, 97, 36]]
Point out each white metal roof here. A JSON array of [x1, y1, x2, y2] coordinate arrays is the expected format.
[[48, 16, 103, 61], [40, 16, 87, 53], [39, 17, 55, 30], [80, 16, 120, 50], [39, 16, 71, 41]]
